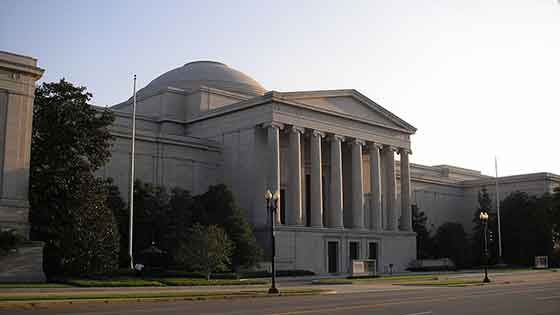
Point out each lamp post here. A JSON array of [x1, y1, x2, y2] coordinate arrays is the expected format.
[[265, 189, 280, 294], [479, 211, 491, 283]]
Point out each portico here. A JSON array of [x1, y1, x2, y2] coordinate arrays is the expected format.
[[263, 123, 414, 234]]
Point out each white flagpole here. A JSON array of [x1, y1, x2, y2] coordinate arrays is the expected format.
[[129, 74, 137, 269], [495, 156, 503, 263]]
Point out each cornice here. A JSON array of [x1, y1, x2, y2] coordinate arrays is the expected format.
[[270, 89, 417, 133], [0, 59, 44, 79], [187, 92, 415, 136], [111, 130, 221, 152]]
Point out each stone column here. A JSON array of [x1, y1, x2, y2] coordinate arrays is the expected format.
[[328, 134, 345, 228], [287, 126, 304, 225], [368, 142, 383, 231], [265, 122, 283, 224], [383, 145, 398, 231], [310, 130, 324, 228], [399, 148, 412, 231], [351, 139, 365, 229]]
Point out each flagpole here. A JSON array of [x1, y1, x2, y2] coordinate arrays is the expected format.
[[129, 74, 137, 269], [495, 156, 503, 263]]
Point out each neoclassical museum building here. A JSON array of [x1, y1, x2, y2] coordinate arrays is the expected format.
[[1, 52, 559, 276], [99, 61, 560, 274]]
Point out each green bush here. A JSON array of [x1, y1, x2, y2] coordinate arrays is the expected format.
[[0, 229, 23, 254]]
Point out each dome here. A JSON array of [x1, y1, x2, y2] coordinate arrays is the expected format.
[[138, 61, 266, 97]]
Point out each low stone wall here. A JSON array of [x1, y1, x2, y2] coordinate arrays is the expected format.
[[0, 241, 45, 282]]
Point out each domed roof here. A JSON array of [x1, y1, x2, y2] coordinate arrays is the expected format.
[[138, 61, 266, 97]]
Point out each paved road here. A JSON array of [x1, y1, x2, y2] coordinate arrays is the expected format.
[[2, 279, 559, 315]]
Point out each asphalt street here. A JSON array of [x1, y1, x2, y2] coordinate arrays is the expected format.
[[2, 278, 559, 315]]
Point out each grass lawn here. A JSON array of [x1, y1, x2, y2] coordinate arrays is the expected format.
[[0, 277, 268, 288], [0, 283, 73, 289], [158, 278, 267, 286], [0, 288, 326, 302], [64, 278, 165, 287], [398, 279, 483, 286]]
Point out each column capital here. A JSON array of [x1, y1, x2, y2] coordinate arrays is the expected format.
[[384, 145, 398, 152], [311, 129, 326, 138], [330, 134, 345, 142], [286, 125, 305, 134], [352, 139, 366, 146], [262, 122, 284, 130], [368, 142, 384, 151], [398, 148, 412, 155]]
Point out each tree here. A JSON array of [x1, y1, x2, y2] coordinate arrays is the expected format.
[[131, 181, 171, 255], [29, 79, 115, 240], [412, 204, 434, 259], [42, 162, 119, 277], [165, 187, 195, 263], [433, 222, 470, 268], [176, 224, 233, 280], [29, 79, 119, 277], [105, 179, 129, 267], [194, 184, 263, 270], [501, 191, 553, 266]]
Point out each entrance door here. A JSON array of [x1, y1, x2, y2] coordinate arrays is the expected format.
[[349, 242, 359, 261], [327, 241, 338, 273], [368, 242, 378, 260]]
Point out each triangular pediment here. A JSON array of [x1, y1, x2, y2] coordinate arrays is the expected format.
[[275, 90, 416, 133]]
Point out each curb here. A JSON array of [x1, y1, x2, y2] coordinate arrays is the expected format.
[[0, 290, 331, 309]]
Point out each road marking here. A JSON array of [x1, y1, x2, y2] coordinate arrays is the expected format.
[[536, 295, 560, 301], [401, 311, 432, 315]]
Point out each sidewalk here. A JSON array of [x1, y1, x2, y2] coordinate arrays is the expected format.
[[2, 269, 553, 295]]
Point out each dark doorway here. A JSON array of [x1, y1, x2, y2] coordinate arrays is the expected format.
[[327, 241, 338, 273], [349, 242, 359, 261], [368, 242, 378, 260]]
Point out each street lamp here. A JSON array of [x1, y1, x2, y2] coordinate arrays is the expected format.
[[265, 189, 280, 294], [479, 211, 491, 283]]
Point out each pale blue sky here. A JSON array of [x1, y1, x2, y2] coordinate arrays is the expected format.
[[2, 0, 559, 176]]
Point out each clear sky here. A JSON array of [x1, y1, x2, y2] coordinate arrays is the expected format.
[[2, 0, 559, 177]]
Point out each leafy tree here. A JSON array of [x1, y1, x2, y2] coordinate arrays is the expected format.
[[131, 181, 171, 255], [29, 79, 119, 277], [105, 179, 129, 267], [42, 162, 119, 277], [194, 184, 263, 270], [29, 79, 115, 240], [176, 224, 233, 280], [165, 187, 195, 262], [501, 191, 553, 266], [433, 222, 470, 268], [412, 204, 434, 259]]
